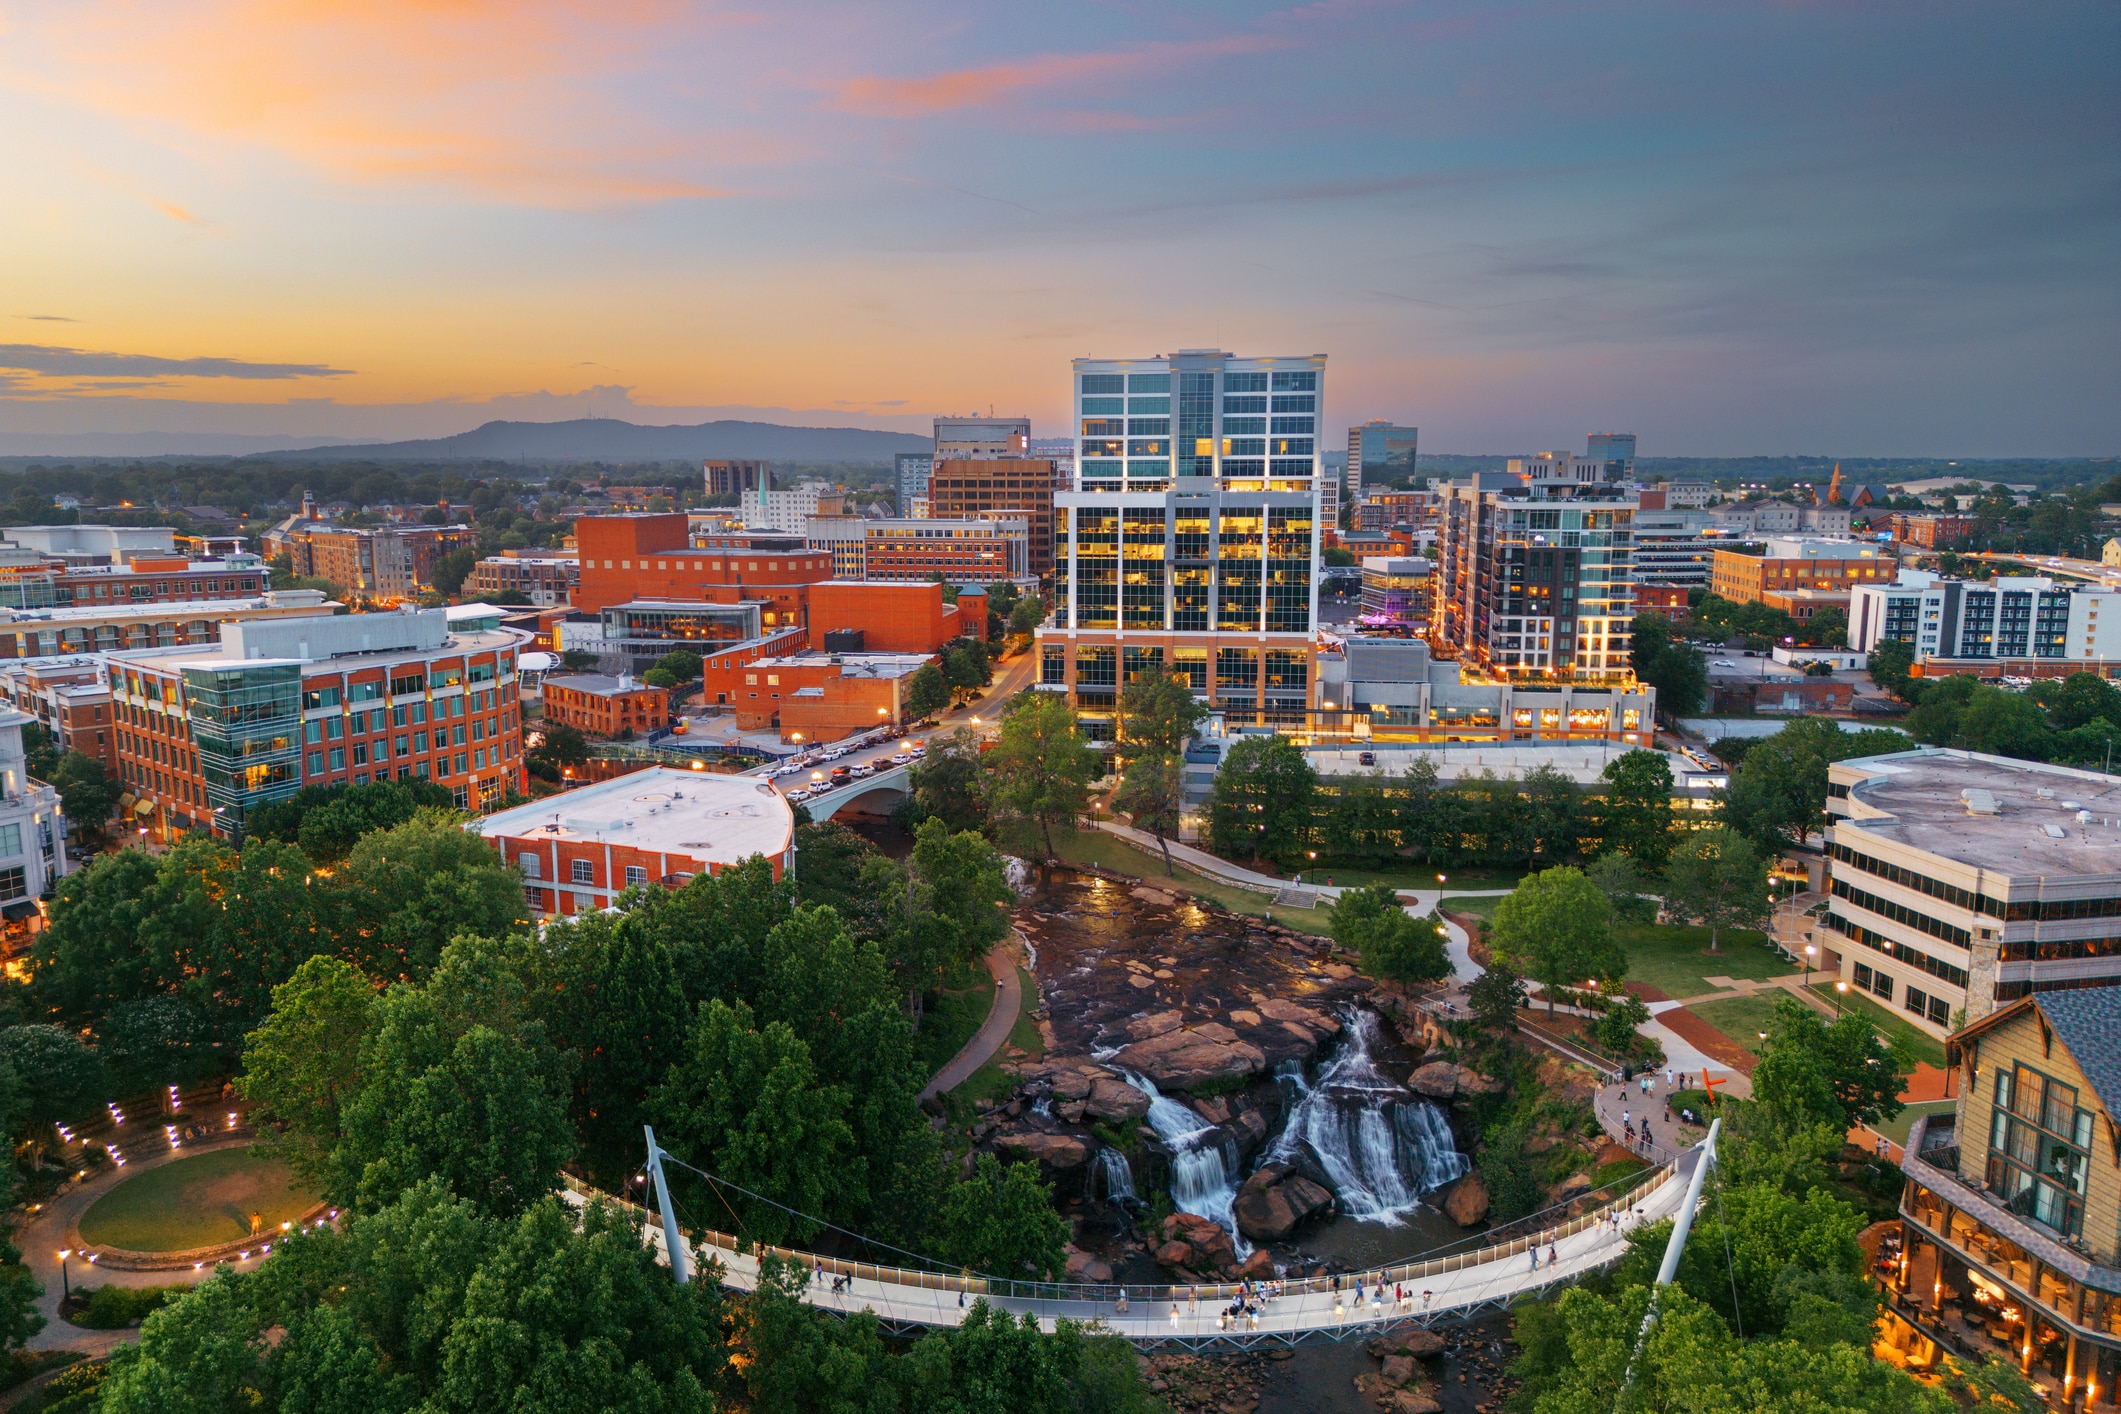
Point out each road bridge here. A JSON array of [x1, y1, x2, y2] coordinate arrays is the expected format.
[[800, 763, 911, 821]]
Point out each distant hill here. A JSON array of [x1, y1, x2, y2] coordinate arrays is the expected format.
[[251, 418, 931, 464]]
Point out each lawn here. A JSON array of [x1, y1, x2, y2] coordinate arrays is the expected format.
[[1685, 994, 1790, 1056], [1614, 922, 1795, 1000], [79, 1148, 317, 1252], [1289, 863, 1528, 892], [1808, 982, 1949, 1070], [1053, 831, 1332, 934], [1874, 1099, 1957, 1150], [913, 968, 998, 1078], [1439, 893, 1508, 920]]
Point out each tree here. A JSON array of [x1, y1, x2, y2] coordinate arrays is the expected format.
[[1488, 866, 1623, 1017], [643, 667, 679, 689], [1204, 734, 1316, 866], [1589, 986, 1652, 1056], [1110, 753, 1185, 875], [0, 1024, 107, 1146], [1116, 668, 1207, 759], [1583, 851, 1655, 924], [1467, 962, 1527, 1033], [653, 649, 703, 682], [908, 817, 1012, 978], [40, 752, 121, 851], [1868, 638, 1918, 703], [1629, 611, 1707, 717], [1801, 605, 1848, 647], [935, 1154, 1070, 1279], [988, 691, 1097, 885], [1754, 994, 1907, 1131], [1327, 886, 1450, 983], [28, 848, 163, 1023], [902, 727, 985, 833], [1598, 749, 1674, 868], [1662, 826, 1770, 953], [432, 547, 479, 596], [329, 812, 530, 980], [236, 955, 377, 1187], [526, 721, 590, 781], [1008, 593, 1046, 637], [903, 663, 951, 720], [942, 638, 991, 704], [2030, 671, 2121, 730]]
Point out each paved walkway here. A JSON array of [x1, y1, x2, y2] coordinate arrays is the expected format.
[[919, 938, 1025, 1103]]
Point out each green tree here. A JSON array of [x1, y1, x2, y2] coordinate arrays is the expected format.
[[908, 817, 1012, 978], [1116, 667, 1207, 759], [988, 691, 1097, 884], [1007, 593, 1046, 637], [643, 667, 679, 689], [1589, 986, 1652, 1056], [431, 546, 479, 596], [0, 1025, 106, 1147], [1754, 994, 1907, 1131], [1598, 749, 1675, 868], [41, 751, 122, 851], [28, 848, 162, 1023], [1801, 605, 1848, 647], [653, 649, 704, 682], [1629, 610, 1708, 717], [902, 727, 984, 833], [1110, 753, 1185, 875], [328, 812, 529, 980], [1488, 866, 1623, 1017], [903, 662, 951, 720], [1583, 851, 1655, 924], [935, 1153, 1070, 1280], [1868, 638, 1918, 703], [1327, 885, 1450, 983], [943, 638, 991, 704], [1467, 961, 1527, 1033], [236, 955, 378, 1188], [525, 721, 591, 781], [1204, 734, 1316, 866], [1662, 826, 1769, 953]]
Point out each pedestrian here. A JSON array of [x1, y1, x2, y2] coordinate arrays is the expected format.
[[1334, 1294, 1345, 1319], [958, 1290, 966, 1309], [1169, 1302, 1180, 1328], [1547, 1245, 1559, 1267], [1622, 1109, 1630, 1132], [1188, 1288, 1199, 1315], [1529, 1248, 1539, 1272], [1372, 1288, 1383, 1317], [1422, 1289, 1433, 1310], [1665, 1067, 1674, 1088], [1115, 1290, 1128, 1315]]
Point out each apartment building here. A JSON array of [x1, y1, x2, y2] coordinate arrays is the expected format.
[[1898, 990, 2121, 1401], [894, 453, 934, 514], [749, 482, 845, 535], [1711, 501, 1855, 536], [1355, 489, 1440, 533], [0, 659, 116, 773], [106, 608, 528, 841], [1823, 748, 2121, 1038], [926, 458, 1062, 575], [466, 552, 579, 607], [808, 515, 1030, 584], [1709, 537, 1896, 608], [0, 710, 69, 950], [280, 523, 478, 600], [1433, 467, 1638, 683], [934, 416, 1031, 461], [1849, 573, 2121, 668], [703, 460, 770, 497], [0, 589, 336, 660], [540, 674, 671, 738], [1891, 513, 1976, 548]]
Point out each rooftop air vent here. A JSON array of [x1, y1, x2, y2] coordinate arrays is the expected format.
[[2044, 823, 2068, 839], [1964, 789, 1999, 816]]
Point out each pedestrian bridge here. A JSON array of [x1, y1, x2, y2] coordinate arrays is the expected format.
[[801, 763, 911, 822], [566, 1139, 1703, 1351]]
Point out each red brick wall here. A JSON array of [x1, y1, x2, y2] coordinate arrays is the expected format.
[[574, 515, 831, 614], [808, 581, 962, 654]]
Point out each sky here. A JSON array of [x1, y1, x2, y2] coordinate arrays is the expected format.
[[0, 0, 2115, 458]]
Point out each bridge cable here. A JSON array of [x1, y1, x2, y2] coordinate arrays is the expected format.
[[656, 1153, 985, 1279]]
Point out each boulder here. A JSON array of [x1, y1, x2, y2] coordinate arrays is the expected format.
[[1382, 1354, 1416, 1386], [1452, 1063, 1504, 1096], [1392, 1390, 1443, 1414], [1112, 1024, 1266, 1090], [1409, 1061, 1460, 1100], [1160, 1213, 1237, 1273], [1050, 1070, 1093, 1101], [1084, 1078, 1151, 1123], [1125, 1010, 1186, 1040], [1155, 1240, 1195, 1269], [1257, 998, 1341, 1034], [1192, 1095, 1232, 1125], [1555, 1171, 1593, 1198], [1399, 1329, 1446, 1359], [1057, 1101, 1086, 1124], [1240, 1249, 1277, 1280], [1064, 1248, 1115, 1284], [997, 1132, 1091, 1171], [1229, 1009, 1262, 1027], [1442, 1169, 1490, 1227], [1233, 1167, 1335, 1242]]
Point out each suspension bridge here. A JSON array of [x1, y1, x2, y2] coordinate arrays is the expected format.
[[561, 1125, 1715, 1351]]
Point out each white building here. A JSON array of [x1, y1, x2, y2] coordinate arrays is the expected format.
[[0, 709, 69, 942], [1712, 501, 1854, 536], [1663, 481, 1717, 508], [1849, 573, 2121, 664], [748, 481, 840, 535]]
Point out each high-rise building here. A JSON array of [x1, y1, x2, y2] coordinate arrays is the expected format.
[[934, 416, 1030, 461], [1347, 421, 1419, 493], [1433, 461, 1637, 682], [893, 453, 934, 513], [704, 460, 770, 497], [1039, 351, 1325, 738], [1585, 433, 1637, 476], [926, 458, 1062, 574]]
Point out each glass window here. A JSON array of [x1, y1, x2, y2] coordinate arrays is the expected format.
[[571, 859, 593, 884], [1224, 372, 1267, 393], [624, 864, 648, 886], [1126, 373, 1169, 393], [1080, 373, 1124, 395], [1270, 370, 1317, 391]]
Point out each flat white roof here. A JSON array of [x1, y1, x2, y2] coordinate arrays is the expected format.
[[474, 768, 793, 867]]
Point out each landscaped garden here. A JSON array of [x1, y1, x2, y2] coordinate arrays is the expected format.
[[1613, 922, 1794, 999], [1684, 994, 1788, 1055], [78, 1148, 317, 1252]]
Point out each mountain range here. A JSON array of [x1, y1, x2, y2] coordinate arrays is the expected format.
[[241, 417, 931, 463]]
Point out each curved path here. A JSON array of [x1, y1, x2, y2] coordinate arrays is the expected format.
[[919, 938, 1024, 1104], [580, 1140, 1700, 1350]]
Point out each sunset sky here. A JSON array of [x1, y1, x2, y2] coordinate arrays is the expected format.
[[1, 0, 2114, 456]]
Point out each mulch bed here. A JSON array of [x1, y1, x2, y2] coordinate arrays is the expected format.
[[1623, 981, 1673, 1003], [1663, 1008, 1759, 1075]]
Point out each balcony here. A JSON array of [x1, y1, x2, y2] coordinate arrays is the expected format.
[[1901, 1115, 2120, 1303]]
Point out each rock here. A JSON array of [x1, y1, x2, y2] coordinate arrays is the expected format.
[[1556, 1171, 1593, 1197], [1192, 1096, 1232, 1125], [1064, 1248, 1115, 1283], [1399, 1329, 1446, 1358], [1240, 1249, 1277, 1280], [1128, 975, 1156, 989], [1057, 1101, 1087, 1123], [1112, 1025, 1266, 1090], [1050, 1070, 1093, 1101], [1452, 1063, 1503, 1096], [1443, 1169, 1490, 1226], [1256, 998, 1340, 1034], [1382, 1354, 1416, 1386], [1003, 1100, 1022, 1118], [1524, 1132, 1558, 1155], [976, 1098, 995, 1113], [1233, 1166, 1335, 1242], [1410, 1062, 1459, 1099], [1126, 1010, 1186, 1039], [1229, 1009, 1262, 1027], [1155, 1240, 1196, 1268], [1322, 963, 1356, 979], [997, 1132, 1091, 1171], [1084, 1078, 1151, 1123], [1153, 969, 1174, 980], [1392, 1391, 1443, 1414]]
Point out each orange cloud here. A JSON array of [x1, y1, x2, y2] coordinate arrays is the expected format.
[[834, 34, 1284, 118], [9, 0, 755, 205]]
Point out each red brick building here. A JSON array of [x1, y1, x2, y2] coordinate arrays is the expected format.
[[573, 514, 832, 619], [473, 768, 794, 918], [1889, 513, 1975, 548], [1634, 583, 1691, 620], [806, 581, 969, 654], [540, 674, 671, 738]]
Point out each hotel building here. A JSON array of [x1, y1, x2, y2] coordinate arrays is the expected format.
[[1849, 573, 2121, 673], [1037, 351, 1325, 738]]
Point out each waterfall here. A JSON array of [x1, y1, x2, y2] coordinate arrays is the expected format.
[[1123, 1072, 1247, 1252], [1267, 1010, 1469, 1225], [1096, 1147, 1137, 1204]]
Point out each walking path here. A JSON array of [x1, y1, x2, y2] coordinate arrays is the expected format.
[[919, 937, 1025, 1103]]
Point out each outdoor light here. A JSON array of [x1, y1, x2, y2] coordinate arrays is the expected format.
[[56, 1250, 70, 1300], [690, 760, 704, 771]]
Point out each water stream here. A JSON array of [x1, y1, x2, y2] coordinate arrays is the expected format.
[[1124, 1071, 1248, 1252], [1095, 1147, 1137, 1204]]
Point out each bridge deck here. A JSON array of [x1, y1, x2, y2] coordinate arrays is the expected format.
[[566, 1142, 1699, 1349], [802, 763, 911, 820]]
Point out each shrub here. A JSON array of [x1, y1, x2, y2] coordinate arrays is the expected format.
[[29, 1359, 104, 1414], [70, 1284, 186, 1330]]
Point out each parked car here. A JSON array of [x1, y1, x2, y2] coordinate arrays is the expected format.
[[889, 752, 914, 765], [1358, 751, 1376, 766], [851, 763, 877, 779], [830, 765, 853, 781]]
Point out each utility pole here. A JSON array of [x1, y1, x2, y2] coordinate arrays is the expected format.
[[644, 1125, 690, 1285]]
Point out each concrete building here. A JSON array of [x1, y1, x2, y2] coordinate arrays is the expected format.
[[805, 581, 972, 655], [1354, 489, 1440, 534], [926, 458, 1061, 575], [0, 589, 336, 660], [1823, 748, 2121, 1038], [1313, 636, 1655, 744], [275, 522, 477, 601], [1661, 481, 1716, 509], [894, 453, 934, 514], [1709, 537, 1896, 608], [1347, 422, 1419, 494], [1848, 573, 2121, 668], [0, 658, 115, 773], [1433, 467, 1638, 683], [703, 460, 770, 497], [1, 525, 178, 564], [772, 654, 930, 742], [808, 516, 1030, 584], [934, 416, 1030, 462], [474, 768, 793, 919], [1584, 433, 1636, 477], [1357, 557, 1431, 635], [0, 709, 69, 952], [106, 608, 528, 840], [1040, 351, 1326, 738], [1711, 501, 1854, 536], [2103, 538, 2121, 570], [466, 552, 579, 607], [747, 482, 844, 535], [541, 673, 670, 738], [1897, 990, 2121, 1399], [1629, 507, 1728, 589]]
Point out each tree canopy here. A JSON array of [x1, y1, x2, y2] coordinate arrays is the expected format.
[[1488, 866, 1624, 1016]]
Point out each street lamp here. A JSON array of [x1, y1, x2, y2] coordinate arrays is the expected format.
[[1835, 980, 1849, 1015], [1803, 944, 1816, 987], [56, 1250, 69, 1300]]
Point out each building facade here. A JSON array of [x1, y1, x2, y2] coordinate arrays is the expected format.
[[1849, 574, 2121, 666], [703, 460, 770, 497], [475, 769, 793, 919], [572, 515, 831, 621], [1709, 538, 1896, 607], [1433, 468, 1638, 682], [283, 523, 477, 600], [466, 553, 579, 607], [0, 659, 115, 772], [0, 709, 68, 951], [808, 516, 1030, 584], [1584, 433, 1636, 476], [894, 453, 935, 514], [1347, 422, 1419, 493], [540, 673, 671, 738], [0, 589, 337, 660], [1357, 557, 1431, 635], [926, 458, 1061, 575], [1313, 638, 1655, 745], [1823, 747, 2121, 1038], [934, 416, 1031, 461], [1897, 990, 2121, 1402], [106, 609, 528, 841], [750, 482, 844, 535], [1890, 513, 1976, 548]]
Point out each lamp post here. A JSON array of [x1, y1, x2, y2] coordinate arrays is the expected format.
[[56, 1250, 69, 1300], [1803, 944, 1816, 988], [1835, 980, 1849, 1015]]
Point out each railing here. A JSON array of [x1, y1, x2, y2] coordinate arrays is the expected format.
[[561, 1158, 1680, 1310]]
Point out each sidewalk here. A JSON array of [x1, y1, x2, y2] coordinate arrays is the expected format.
[[919, 938, 1024, 1104]]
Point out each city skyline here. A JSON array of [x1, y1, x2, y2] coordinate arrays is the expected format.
[[0, 0, 2114, 457]]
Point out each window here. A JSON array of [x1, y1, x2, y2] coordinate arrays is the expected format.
[[0, 867, 24, 901], [570, 859, 593, 884], [0, 823, 21, 857], [1986, 1064, 2092, 1238], [624, 865, 648, 886], [328, 748, 345, 771], [519, 854, 541, 878]]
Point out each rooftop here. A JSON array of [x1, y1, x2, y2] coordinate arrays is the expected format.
[[1835, 748, 2121, 877], [474, 768, 792, 865], [751, 652, 933, 680], [545, 673, 662, 697], [0, 591, 336, 623]]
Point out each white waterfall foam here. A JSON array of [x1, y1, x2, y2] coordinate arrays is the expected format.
[[1267, 1010, 1470, 1226], [1096, 1146, 1137, 1204], [1123, 1072, 1248, 1253]]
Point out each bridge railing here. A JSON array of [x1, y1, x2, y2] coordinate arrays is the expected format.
[[563, 1154, 1680, 1309]]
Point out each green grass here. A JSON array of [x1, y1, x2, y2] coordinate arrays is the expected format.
[[1685, 994, 1790, 1055], [1286, 863, 1528, 892], [913, 969, 998, 1077], [79, 1148, 316, 1252], [1052, 831, 1332, 934], [1873, 1099, 1957, 1149], [1007, 968, 1043, 1057], [1438, 893, 1508, 919], [1808, 982, 1948, 1069], [1613, 922, 1795, 999]]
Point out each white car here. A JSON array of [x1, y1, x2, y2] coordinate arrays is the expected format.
[[889, 752, 914, 765], [851, 763, 877, 779]]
